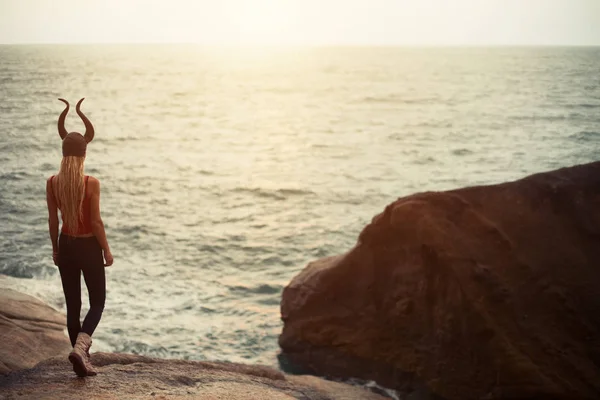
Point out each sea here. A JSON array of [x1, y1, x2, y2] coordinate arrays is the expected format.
[[0, 45, 598, 381]]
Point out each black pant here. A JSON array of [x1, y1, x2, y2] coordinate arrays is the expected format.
[[58, 234, 106, 347]]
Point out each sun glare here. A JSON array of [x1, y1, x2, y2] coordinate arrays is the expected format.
[[219, 0, 299, 45]]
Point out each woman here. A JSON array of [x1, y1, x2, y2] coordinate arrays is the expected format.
[[46, 98, 113, 377]]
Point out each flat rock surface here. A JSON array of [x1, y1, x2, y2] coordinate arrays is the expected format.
[[0, 288, 71, 374], [0, 352, 388, 400], [280, 162, 600, 400]]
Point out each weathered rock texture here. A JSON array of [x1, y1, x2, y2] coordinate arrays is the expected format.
[[0, 288, 71, 374], [0, 352, 388, 399], [279, 162, 600, 400]]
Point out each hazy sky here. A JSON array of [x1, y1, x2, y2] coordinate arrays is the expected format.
[[1, 0, 599, 45]]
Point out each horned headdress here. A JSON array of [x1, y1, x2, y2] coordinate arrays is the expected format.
[[57, 98, 94, 157]]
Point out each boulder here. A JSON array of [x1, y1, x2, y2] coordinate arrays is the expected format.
[[0, 288, 71, 374], [0, 352, 388, 399], [279, 162, 600, 400]]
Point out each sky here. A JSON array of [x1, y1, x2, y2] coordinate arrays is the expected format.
[[1, 0, 599, 46]]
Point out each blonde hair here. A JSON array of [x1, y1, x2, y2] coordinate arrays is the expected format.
[[56, 156, 85, 231]]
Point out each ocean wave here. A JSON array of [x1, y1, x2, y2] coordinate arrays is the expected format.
[[0, 266, 35, 279], [259, 255, 284, 266], [387, 122, 454, 136], [0, 139, 48, 152], [570, 131, 600, 142], [564, 103, 600, 109], [118, 187, 152, 196], [0, 104, 16, 113], [310, 143, 334, 149], [510, 113, 590, 121], [213, 215, 253, 224], [112, 224, 155, 237], [85, 167, 102, 175], [112, 136, 143, 142], [256, 297, 281, 306], [231, 187, 286, 200], [228, 283, 282, 295], [113, 340, 171, 358], [32, 89, 57, 97], [0, 198, 22, 217], [173, 299, 217, 314], [0, 171, 32, 181], [40, 163, 56, 172], [231, 187, 315, 201], [414, 156, 438, 165], [451, 148, 474, 156], [276, 188, 315, 197], [360, 94, 438, 105], [0, 262, 56, 280], [195, 244, 226, 254]]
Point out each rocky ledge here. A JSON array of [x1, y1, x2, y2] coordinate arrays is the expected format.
[[0, 286, 387, 399], [0, 352, 388, 399], [0, 288, 71, 374], [279, 162, 600, 400]]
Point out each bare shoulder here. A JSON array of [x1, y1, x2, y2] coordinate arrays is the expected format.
[[46, 175, 55, 191], [87, 176, 101, 193]]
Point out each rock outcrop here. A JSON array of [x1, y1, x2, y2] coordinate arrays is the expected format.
[[279, 162, 600, 400], [0, 287, 388, 399], [0, 288, 71, 374], [0, 352, 388, 399]]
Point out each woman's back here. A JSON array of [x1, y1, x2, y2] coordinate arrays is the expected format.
[[49, 174, 95, 236]]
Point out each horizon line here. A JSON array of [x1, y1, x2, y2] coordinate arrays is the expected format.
[[1, 42, 600, 47]]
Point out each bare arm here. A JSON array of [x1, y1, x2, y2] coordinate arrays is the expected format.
[[88, 177, 113, 266], [46, 178, 60, 265]]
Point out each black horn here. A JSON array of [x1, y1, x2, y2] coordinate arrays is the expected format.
[[57, 98, 70, 139], [76, 98, 94, 143]]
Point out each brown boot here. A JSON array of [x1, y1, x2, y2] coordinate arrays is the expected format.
[[68, 332, 97, 377]]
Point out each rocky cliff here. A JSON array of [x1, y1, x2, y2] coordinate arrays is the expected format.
[[279, 162, 600, 400]]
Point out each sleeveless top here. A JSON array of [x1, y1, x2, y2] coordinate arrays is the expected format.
[[50, 175, 93, 235]]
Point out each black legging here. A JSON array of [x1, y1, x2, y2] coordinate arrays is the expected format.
[[58, 234, 106, 347]]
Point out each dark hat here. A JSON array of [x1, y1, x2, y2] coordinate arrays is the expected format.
[[57, 98, 94, 157], [62, 132, 88, 157]]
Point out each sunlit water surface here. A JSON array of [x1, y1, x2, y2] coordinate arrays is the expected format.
[[1, 46, 598, 371]]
